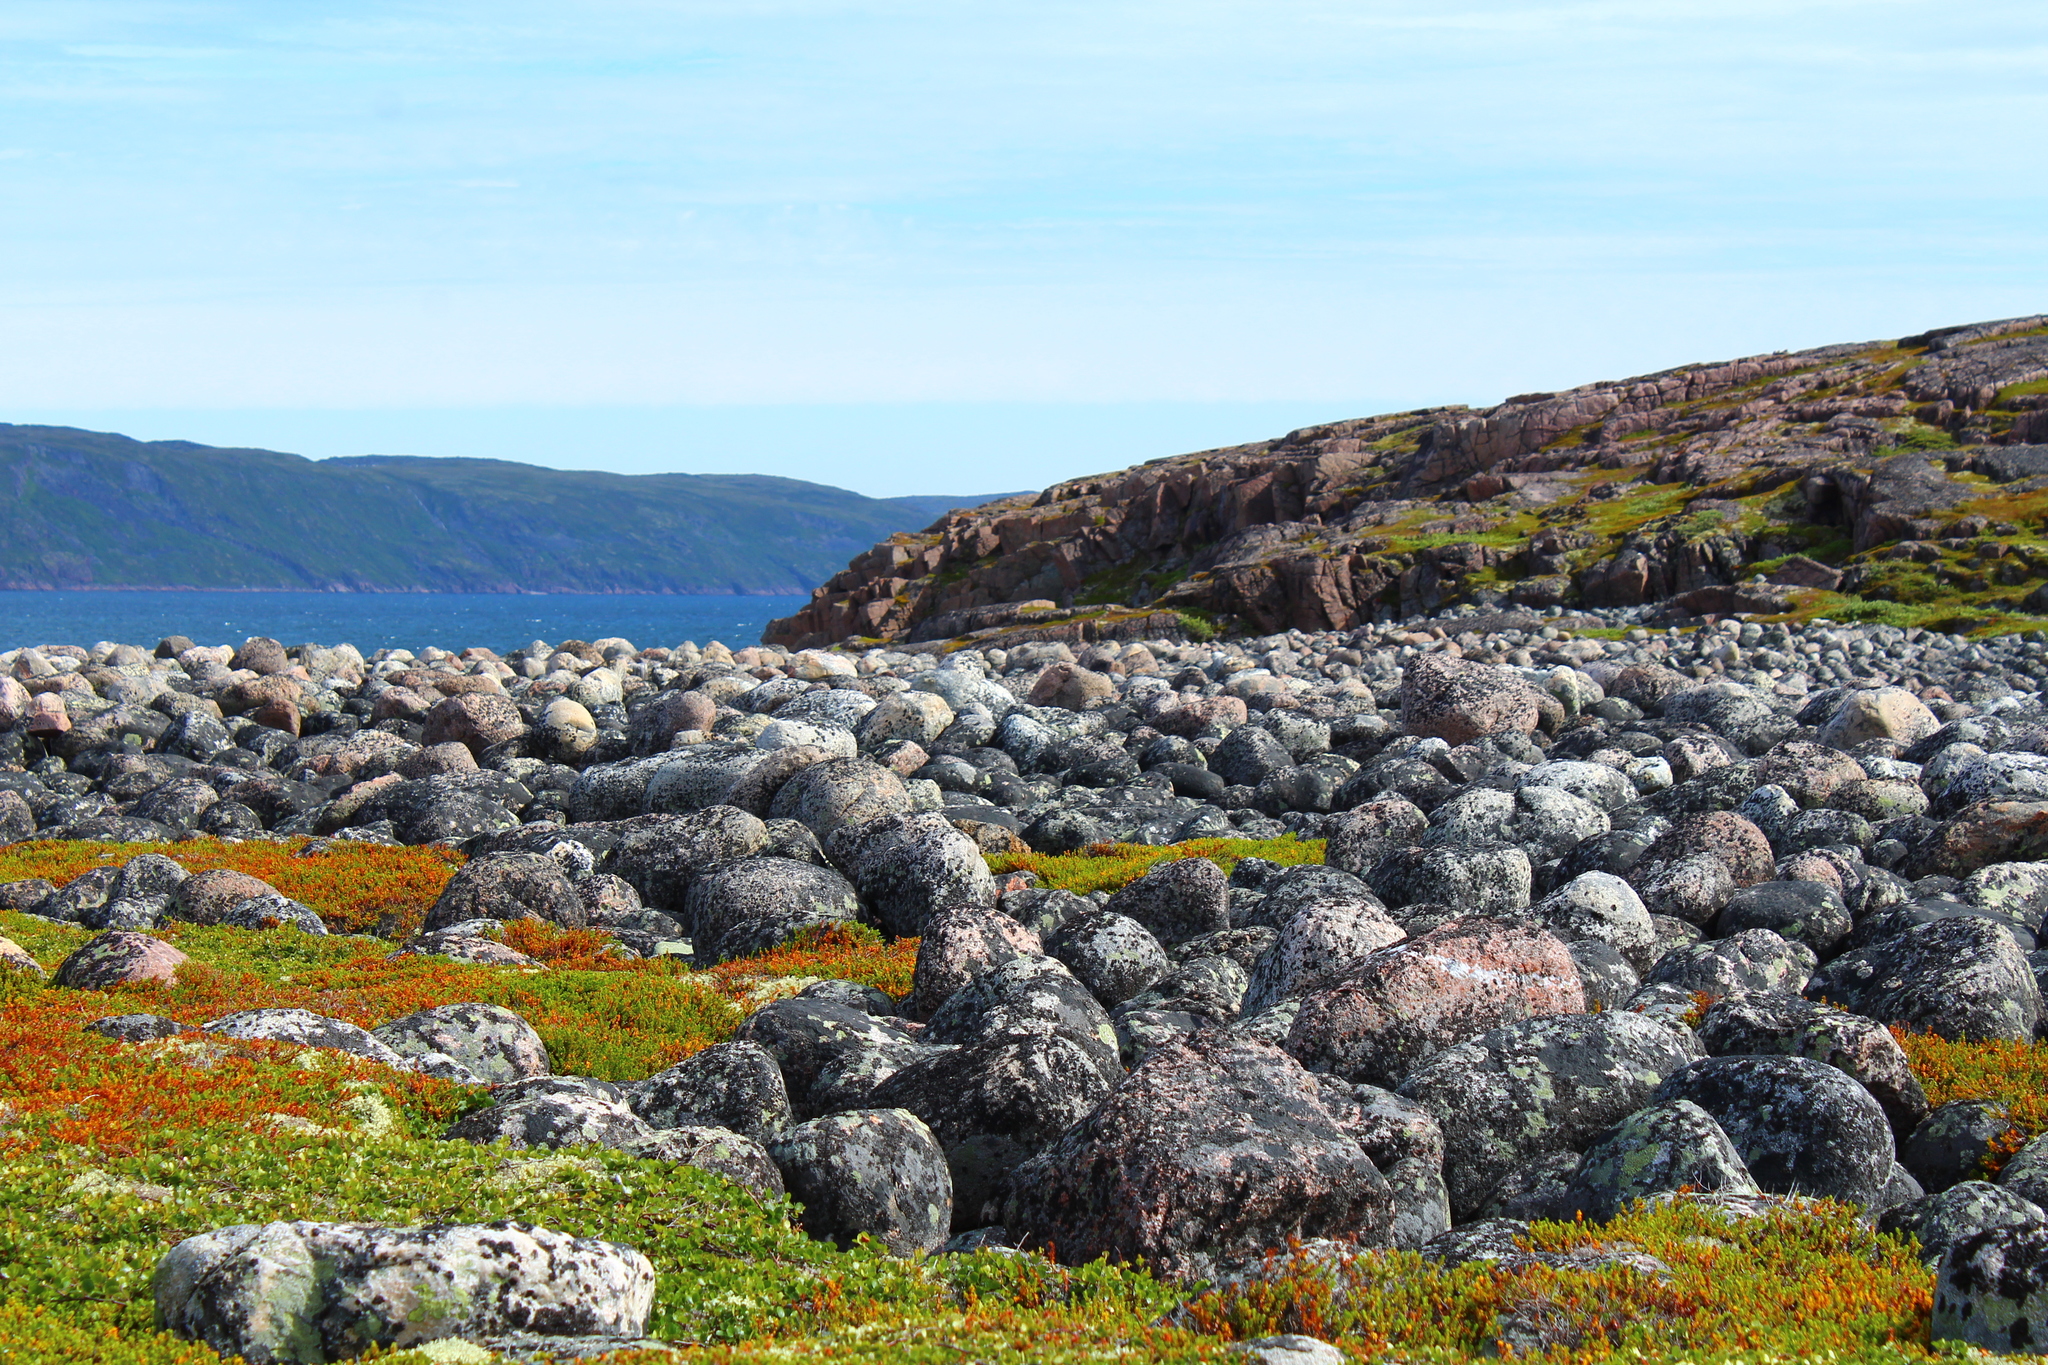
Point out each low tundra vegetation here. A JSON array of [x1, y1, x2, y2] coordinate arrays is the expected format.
[[0, 836, 2043, 1363]]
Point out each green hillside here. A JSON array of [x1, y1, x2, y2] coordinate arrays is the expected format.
[[0, 425, 1015, 594]]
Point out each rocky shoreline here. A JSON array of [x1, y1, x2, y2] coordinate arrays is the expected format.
[[11, 613, 2048, 1357]]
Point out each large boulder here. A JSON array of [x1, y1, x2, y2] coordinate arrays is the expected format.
[[421, 693, 526, 755], [1100, 857, 1230, 948], [205, 1009, 410, 1070], [1563, 1098, 1759, 1221], [683, 858, 864, 964], [1649, 1055, 1896, 1209], [1243, 897, 1406, 1015], [1397, 1010, 1702, 1222], [767, 1109, 953, 1255], [923, 955, 1121, 1074], [1934, 1225, 2048, 1353], [423, 853, 588, 933], [154, 1220, 656, 1363], [1284, 917, 1585, 1089], [1364, 846, 1532, 915], [1046, 909, 1170, 1009], [867, 1029, 1121, 1229], [911, 905, 1043, 1019], [770, 758, 913, 838], [370, 1003, 550, 1085], [1808, 915, 2045, 1042], [826, 812, 996, 939], [1696, 992, 1928, 1135], [53, 932, 189, 990], [629, 1040, 792, 1141], [733, 997, 922, 1120], [1001, 1033, 1394, 1279], [1399, 654, 1543, 746], [601, 806, 770, 911]]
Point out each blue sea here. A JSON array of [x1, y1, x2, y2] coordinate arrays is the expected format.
[[0, 591, 812, 655]]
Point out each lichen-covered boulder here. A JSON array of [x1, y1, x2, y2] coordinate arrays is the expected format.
[[826, 812, 996, 939], [628, 1039, 791, 1142], [205, 1009, 409, 1070], [602, 806, 770, 912], [53, 931, 189, 990], [1644, 928, 1809, 1000], [1903, 1099, 2017, 1195], [867, 1029, 1121, 1230], [1000, 1033, 1394, 1279], [1808, 915, 2044, 1043], [911, 905, 1043, 1019], [1649, 1055, 1896, 1209], [733, 997, 922, 1120], [1716, 880, 1851, 957], [423, 852, 588, 933], [768, 1108, 953, 1255], [1363, 845, 1532, 915], [1383, 1156, 1452, 1251], [1243, 896, 1406, 1015], [771, 757, 913, 838], [1284, 917, 1585, 1089], [1397, 1010, 1702, 1222], [1322, 799, 1429, 877], [153, 1219, 655, 1363], [1531, 871, 1658, 973], [1934, 1225, 2048, 1353], [1696, 992, 1928, 1135], [371, 1003, 550, 1085], [1101, 857, 1230, 948], [1565, 1099, 1759, 1222], [923, 955, 1121, 1074], [170, 869, 282, 925], [444, 1092, 652, 1152], [1883, 1181, 2048, 1267], [683, 858, 864, 965], [629, 1124, 786, 1201], [1046, 909, 1169, 1009], [2000, 1132, 2048, 1210]]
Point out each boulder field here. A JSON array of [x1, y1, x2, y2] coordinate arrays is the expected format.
[[12, 612, 2048, 1355]]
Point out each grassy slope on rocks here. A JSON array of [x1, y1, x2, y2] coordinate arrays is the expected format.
[[0, 837, 2045, 1363]]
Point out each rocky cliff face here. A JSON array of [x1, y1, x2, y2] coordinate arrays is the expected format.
[[766, 316, 2048, 648]]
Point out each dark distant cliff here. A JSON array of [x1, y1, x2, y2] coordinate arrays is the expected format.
[[768, 315, 2048, 646], [0, 425, 1013, 594]]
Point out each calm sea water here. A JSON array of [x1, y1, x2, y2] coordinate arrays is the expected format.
[[0, 591, 811, 655]]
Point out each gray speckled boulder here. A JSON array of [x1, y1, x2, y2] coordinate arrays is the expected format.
[[1716, 880, 1851, 956], [1364, 845, 1532, 915], [624, 1124, 786, 1201], [1322, 1082, 1445, 1172], [767, 1108, 953, 1255], [371, 1003, 551, 1085], [683, 858, 864, 964], [770, 757, 913, 838], [1243, 896, 1406, 1015], [444, 1093, 653, 1152], [867, 1029, 1121, 1230], [1566, 939, 1640, 1011], [1285, 916, 1585, 1089], [205, 1008, 409, 1070], [1383, 1155, 1452, 1251], [629, 1039, 791, 1141], [826, 811, 996, 939], [1101, 857, 1229, 948], [1424, 785, 1609, 863], [1397, 1010, 1703, 1222], [602, 806, 770, 911], [1808, 915, 2045, 1043], [425, 852, 588, 933], [924, 954, 1121, 1074], [1113, 1007, 1205, 1068], [911, 905, 1042, 1019], [1047, 909, 1169, 1008], [1121, 954, 1248, 1024], [1532, 871, 1658, 973], [1883, 1181, 2048, 1267], [1999, 1132, 2048, 1209], [1565, 1098, 1758, 1221], [797, 978, 897, 1017], [732, 997, 918, 1120], [1001, 1032, 1394, 1279], [153, 1219, 655, 1364], [1322, 798, 1429, 877], [1934, 1225, 2048, 1353], [1903, 1099, 2017, 1195], [639, 741, 769, 814], [1696, 992, 1928, 1136], [999, 886, 1092, 942], [1644, 927, 1808, 999], [1649, 1055, 1896, 1209]]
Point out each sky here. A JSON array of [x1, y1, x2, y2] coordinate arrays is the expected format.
[[1, 1, 2043, 497]]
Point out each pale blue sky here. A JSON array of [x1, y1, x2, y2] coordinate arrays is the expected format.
[[2, 1, 2043, 495]]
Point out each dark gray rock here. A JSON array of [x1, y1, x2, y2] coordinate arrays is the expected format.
[[1100, 857, 1229, 948], [424, 852, 589, 933], [1903, 1100, 2019, 1195], [1696, 992, 1929, 1136], [601, 806, 770, 912], [1716, 880, 1851, 956], [1564, 1098, 1759, 1222], [628, 1040, 792, 1142], [1808, 914, 2045, 1043], [1000, 1033, 1394, 1279], [826, 812, 997, 939], [733, 996, 920, 1120], [683, 858, 864, 964], [923, 955, 1121, 1075], [1933, 1224, 2048, 1353], [1883, 1181, 2048, 1266], [1046, 909, 1170, 1008], [1649, 1054, 1896, 1209], [767, 1108, 953, 1255]]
